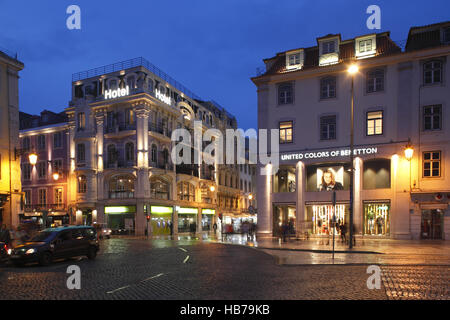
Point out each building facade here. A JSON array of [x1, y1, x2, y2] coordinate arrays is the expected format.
[[66, 57, 242, 236], [253, 21, 450, 240], [19, 110, 69, 227], [0, 49, 23, 229]]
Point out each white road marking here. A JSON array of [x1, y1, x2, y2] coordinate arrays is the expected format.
[[106, 285, 131, 294], [183, 255, 190, 263], [178, 247, 187, 252], [142, 273, 164, 282]]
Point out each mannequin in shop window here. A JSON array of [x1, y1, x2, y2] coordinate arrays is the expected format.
[[319, 169, 343, 191]]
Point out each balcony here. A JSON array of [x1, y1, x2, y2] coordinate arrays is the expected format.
[[105, 159, 136, 169], [149, 123, 172, 138], [176, 164, 199, 177], [24, 203, 66, 212], [108, 190, 135, 199], [105, 122, 136, 134]]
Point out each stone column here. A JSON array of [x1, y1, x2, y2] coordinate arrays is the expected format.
[[135, 201, 145, 236], [354, 157, 363, 235], [197, 207, 202, 233], [296, 161, 305, 236], [256, 163, 272, 236]]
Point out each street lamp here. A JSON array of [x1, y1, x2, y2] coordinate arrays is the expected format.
[[405, 140, 414, 193], [28, 153, 38, 166], [53, 172, 60, 181], [347, 64, 358, 249], [248, 194, 253, 200], [209, 185, 215, 192]]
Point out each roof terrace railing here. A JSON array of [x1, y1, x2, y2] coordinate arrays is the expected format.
[[72, 57, 202, 101]]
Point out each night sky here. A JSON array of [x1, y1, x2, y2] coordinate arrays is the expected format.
[[1, 0, 449, 130]]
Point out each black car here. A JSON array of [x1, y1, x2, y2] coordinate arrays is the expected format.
[[9, 226, 99, 266]]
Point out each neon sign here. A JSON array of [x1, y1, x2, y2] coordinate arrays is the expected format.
[[155, 89, 172, 105], [281, 147, 378, 161], [104, 86, 129, 99]]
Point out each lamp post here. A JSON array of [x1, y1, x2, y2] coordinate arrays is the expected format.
[[348, 64, 358, 249], [405, 140, 414, 193]]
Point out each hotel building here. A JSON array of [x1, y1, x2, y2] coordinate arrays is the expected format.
[[252, 21, 450, 240], [65, 57, 242, 236], [0, 48, 23, 229]]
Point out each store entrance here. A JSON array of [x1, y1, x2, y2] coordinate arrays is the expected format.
[[421, 209, 444, 240]]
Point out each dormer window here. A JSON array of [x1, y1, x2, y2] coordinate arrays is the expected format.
[[443, 27, 450, 44], [285, 50, 304, 70], [356, 35, 376, 59], [322, 41, 335, 54], [318, 37, 339, 66]]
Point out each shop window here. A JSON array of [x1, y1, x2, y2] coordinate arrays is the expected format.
[[421, 209, 444, 239], [366, 111, 383, 135], [306, 164, 349, 192], [423, 60, 442, 85], [363, 159, 391, 189], [423, 105, 442, 131], [423, 151, 441, 177], [363, 202, 390, 235], [306, 204, 348, 235], [272, 205, 296, 237], [273, 166, 296, 193]]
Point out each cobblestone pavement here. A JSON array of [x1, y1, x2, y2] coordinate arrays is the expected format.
[[0, 239, 448, 300]]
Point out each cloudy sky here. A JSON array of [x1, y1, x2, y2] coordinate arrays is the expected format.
[[1, 0, 449, 129]]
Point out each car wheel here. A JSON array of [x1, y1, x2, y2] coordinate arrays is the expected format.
[[39, 252, 52, 266], [87, 246, 97, 260]]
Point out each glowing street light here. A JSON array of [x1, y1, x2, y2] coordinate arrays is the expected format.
[[209, 185, 215, 192], [248, 194, 253, 200], [29, 153, 38, 166], [347, 64, 359, 75], [404, 142, 414, 161], [53, 172, 60, 181]]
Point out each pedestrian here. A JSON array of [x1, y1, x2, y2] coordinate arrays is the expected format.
[[341, 223, 347, 243], [282, 223, 288, 243], [0, 225, 11, 246], [169, 221, 173, 236], [213, 222, 217, 235]]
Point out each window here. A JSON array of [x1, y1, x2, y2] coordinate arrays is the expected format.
[[107, 145, 116, 165], [423, 151, 441, 177], [320, 116, 336, 140], [53, 159, 63, 174], [424, 61, 442, 85], [423, 105, 442, 131], [359, 39, 373, 53], [125, 108, 134, 125], [53, 132, 63, 149], [37, 135, 46, 150], [150, 177, 170, 200], [367, 111, 383, 135], [22, 163, 31, 180], [77, 112, 86, 131], [320, 77, 336, 99], [443, 27, 450, 43], [127, 76, 135, 89], [279, 121, 293, 144], [37, 162, 46, 179], [177, 182, 195, 201], [322, 41, 335, 54], [278, 83, 293, 105], [22, 137, 31, 151], [78, 175, 87, 193], [125, 142, 134, 162], [77, 143, 85, 162], [24, 190, 31, 205], [366, 69, 384, 93], [151, 145, 157, 163], [273, 167, 296, 193], [109, 176, 135, 199], [38, 189, 47, 206], [288, 53, 301, 66], [54, 188, 63, 205]]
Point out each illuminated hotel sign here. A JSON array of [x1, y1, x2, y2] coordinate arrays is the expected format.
[[155, 89, 172, 105], [104, 86, 130, 99], [281, 147, 378, 161]]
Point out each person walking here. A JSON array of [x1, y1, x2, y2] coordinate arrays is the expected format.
[[213, 222, 217, 235], [0, 225, 11, 247], [341, 223, 347, 243]]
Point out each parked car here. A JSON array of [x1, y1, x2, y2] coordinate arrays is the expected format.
[[100, 226, 112, 239], [8, 226, 99, 267]]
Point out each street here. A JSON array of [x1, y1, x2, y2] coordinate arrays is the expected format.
[[0, 238, 448, 300]]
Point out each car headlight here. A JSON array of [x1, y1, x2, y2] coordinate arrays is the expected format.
[[25, 248, 36, 254], [7, 249, 12, 255]]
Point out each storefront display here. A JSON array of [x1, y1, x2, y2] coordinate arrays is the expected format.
[[151, 206, 173, 235], [105, 205, 136, 234], [177, 207, 198, 233], [201, 209, 215, 231], [273, 205, 296, 236], [306, 204, 348, 235], [421, 209, 444, 239], [363, 202, 390, 235]]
